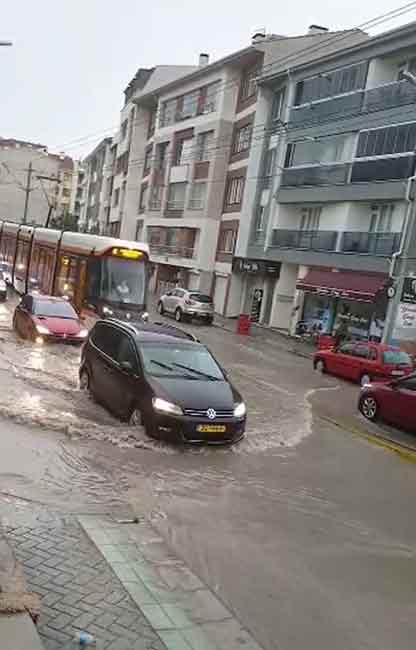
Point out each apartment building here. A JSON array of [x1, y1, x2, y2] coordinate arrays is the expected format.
[[79, 137, 113, 233], [68, 160, 85, 224], [235, 20, 416, 345], [0, 138, 74, 225]]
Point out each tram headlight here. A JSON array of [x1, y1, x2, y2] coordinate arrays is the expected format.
[[102, 306, 114, 317]]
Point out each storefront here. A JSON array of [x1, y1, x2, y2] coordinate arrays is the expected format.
[[296, 268, 388, 341], [233, 258, 281, 324]]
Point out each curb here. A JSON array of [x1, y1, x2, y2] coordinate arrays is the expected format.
[[319, 414, 416, 463]]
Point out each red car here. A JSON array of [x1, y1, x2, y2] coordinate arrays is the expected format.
[[313, 341, 414, 387], [359, 374, 416, 431], [13, 294, 88, 344]]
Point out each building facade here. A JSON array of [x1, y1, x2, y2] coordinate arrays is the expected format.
[[0, 138, 74, 226], [236, 21, 416, 343], [79, 137, 113, 233]]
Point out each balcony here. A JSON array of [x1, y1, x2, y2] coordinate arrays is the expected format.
[[270, 229, 338, 251], [188, 198, 205, 210], [166, 200, 185, 212], [364, 80, 416, 113], [351, 155, 414, 183], [150, 244, 195, 259], [281, 163, 351, 188], [341, 231, 401, 256], [149, 200, 162, 211], [289, 91, 364, 128]]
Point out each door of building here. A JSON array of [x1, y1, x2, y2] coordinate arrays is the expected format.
[[251, 288, 264, 323]]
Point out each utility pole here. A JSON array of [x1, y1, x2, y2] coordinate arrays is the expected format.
[[22, 162, 33, 224], [382, 175, 416, 344]]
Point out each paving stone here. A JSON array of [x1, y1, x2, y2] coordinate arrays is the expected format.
[[3, 520, 167, 650]]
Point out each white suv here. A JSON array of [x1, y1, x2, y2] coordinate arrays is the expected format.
[[158, 289, 214, 324]]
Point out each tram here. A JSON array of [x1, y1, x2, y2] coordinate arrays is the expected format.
[[0, 221, 150, 320]]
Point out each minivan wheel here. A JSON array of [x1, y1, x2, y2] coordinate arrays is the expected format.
[[129, 408, 143, 427], [360, 373, 371, 387], [175, 308, 182, 322], [157, 301, 164, 315], [79, 368, 91, 394], [360, 396, 378, 421]]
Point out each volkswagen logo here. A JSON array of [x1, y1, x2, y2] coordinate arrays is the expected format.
[[206, 408, 216, 420]]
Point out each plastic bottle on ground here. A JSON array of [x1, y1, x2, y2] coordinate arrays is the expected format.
[[74, 631, 96, 646]]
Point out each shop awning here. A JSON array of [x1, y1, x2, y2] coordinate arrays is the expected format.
[[296, 269, 387, 303]]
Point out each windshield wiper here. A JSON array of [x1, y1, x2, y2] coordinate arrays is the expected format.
[[172, 362, 220, 381], [150, 359, 175, 372]]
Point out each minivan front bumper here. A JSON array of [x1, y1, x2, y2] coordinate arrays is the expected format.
[[150, 412, 246, 445]]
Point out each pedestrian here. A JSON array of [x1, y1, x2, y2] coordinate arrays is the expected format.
[[333, 318, 349, 350]]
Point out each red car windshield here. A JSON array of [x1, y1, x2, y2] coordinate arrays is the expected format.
[[383, 350, 412, 366], [34, 300, 78, 319]]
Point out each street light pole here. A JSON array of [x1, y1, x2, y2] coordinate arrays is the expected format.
[[22, 162, 33, 225]]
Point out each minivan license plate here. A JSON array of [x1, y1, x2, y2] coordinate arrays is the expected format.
[[197, 424, 226, 433], [392, 370, 405, 376]]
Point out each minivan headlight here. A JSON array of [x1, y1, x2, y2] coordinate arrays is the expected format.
[[234, 402, 246, 418], [152, 397, 183, 416]]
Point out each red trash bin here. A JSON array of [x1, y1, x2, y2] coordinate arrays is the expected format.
[[237, 314, 251, 335]]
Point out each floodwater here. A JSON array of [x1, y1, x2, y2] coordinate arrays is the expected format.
[[0, 297, 416, 650]]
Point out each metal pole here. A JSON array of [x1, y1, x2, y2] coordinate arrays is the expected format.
[[22, 162, 33, 224], [383, 177, 416, 343]]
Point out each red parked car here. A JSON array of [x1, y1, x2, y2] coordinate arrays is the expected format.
[[313, 341, 414, 387], [359, 374, 416, 431], [13, 294, 88, 344]]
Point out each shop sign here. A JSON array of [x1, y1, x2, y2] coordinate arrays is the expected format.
[[393, 302, 416, 341], [314, 286, 359, 300], [401, 277, 416, 305], [233, 258, 280, 276]]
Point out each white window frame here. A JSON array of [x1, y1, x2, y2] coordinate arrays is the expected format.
[[167, 182, 186, 210], [196, 131, 214, 161], [369, 204, 394, 233], [226, 176, 244, 206], [300, 206, 321, 231], [188, 182, 207, 210]]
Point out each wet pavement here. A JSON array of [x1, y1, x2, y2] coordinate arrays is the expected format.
[[0, 297, 415, 650]]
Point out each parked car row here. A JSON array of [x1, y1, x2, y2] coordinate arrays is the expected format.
[[313, 340, 416, 432]]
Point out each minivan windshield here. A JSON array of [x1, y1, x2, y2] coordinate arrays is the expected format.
[[383, 350, 412, 366], [140, 343, 224, 380]]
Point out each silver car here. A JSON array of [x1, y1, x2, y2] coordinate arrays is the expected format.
[[157, 288, 214, 324]]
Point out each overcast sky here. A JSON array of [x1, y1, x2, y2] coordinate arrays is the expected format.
[[1, 0, 415, 159]]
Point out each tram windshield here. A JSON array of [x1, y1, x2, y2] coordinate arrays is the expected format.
[[87, 257, 146, 308]]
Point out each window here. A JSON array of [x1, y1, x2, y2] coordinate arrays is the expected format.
[[240, 67, 259, 102], [271, 89, 285, 124], [179, 90, 199, 119], [233, 123, 252, 154], [139, 185, 148, 212], [92, 324, 122, 360], [160, 98, 176, 127], [175, 137, 194, 166], [397, 376, 416, 391], [148, 110, 156, 138], [150, 185, 163, 210], [369, 204, 394, 232], [338, 342, 356, 356], [135, 219, 144, 241], [354, 345, 370, 359], [116, 151, 129, 175], [253, 206, 266, 237], [196, 131, 214, 161], [218, 228, 236, 253], [294, 62, 367, 105], [167, 182, 186, 210], [201, 81, 220, 114], [143, 146, 153, 175], [121, 120, 128, 140], [383, 350, 413, 366], [263, 148, 276, 184], [288, 134, 349, 167], [117, 335, 138, 373], [188, 183, 206, 209], [225, 175, 245, 206], [156, 142, 169, 171], [300, 206, 321, 230], [113, 188, 120, 207], [356, 123, 416, 158]]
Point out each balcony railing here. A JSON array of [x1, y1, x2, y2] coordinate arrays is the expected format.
[[270, 229, 338, 251], [281, 163, 351, 188], [341, 231, 401, 256], [364, 80, 416, 113], [149, 200, 162, 211], [289, 91, 364, 127], [166, 200, 185, 211], [188, 198, 205, 210], [150, 244, 195, 259]]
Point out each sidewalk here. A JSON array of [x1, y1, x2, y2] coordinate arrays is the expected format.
[[212, 313, 315, 359], [1, 510, 264, 650]]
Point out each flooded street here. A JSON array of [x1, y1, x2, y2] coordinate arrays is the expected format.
[[0, 297, 416, 650]]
